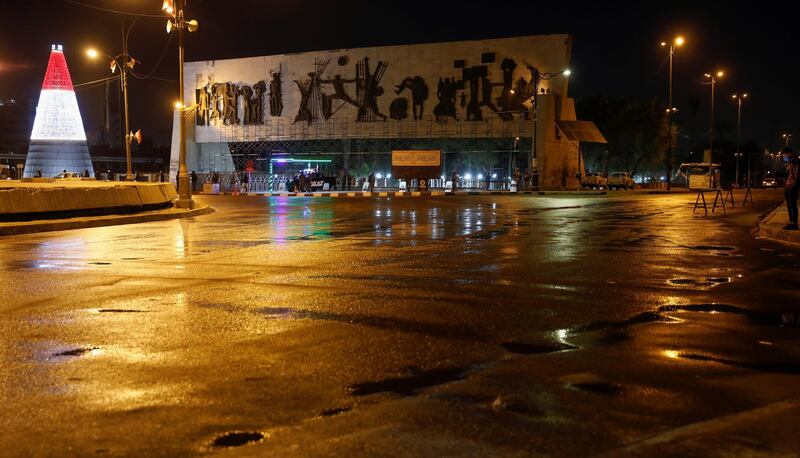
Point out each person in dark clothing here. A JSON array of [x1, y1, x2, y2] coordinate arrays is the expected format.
[[241, 172, 250, 192], [451, 170, 458, 192], [368, 172, 376, 192], [190, 171, 198, 191], [782, 147, 799, 230]]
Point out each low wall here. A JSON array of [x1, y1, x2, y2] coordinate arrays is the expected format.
[[0, 182, 178, 218]]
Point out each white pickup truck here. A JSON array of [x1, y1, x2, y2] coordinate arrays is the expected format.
[[581, 172, 608, 189], [607, 172, 635, 190]]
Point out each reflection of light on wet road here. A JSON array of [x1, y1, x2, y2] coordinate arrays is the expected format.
[[553, 328, 571, 346], [662, 349, 680, 359]]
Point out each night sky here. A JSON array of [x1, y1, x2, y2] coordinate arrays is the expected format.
[[1, 0, 797, 149]]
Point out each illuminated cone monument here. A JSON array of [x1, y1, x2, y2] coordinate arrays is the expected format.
[[24, 44, 94, 178]]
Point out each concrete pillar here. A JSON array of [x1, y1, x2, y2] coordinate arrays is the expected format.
[[537, 94, 580, 190]]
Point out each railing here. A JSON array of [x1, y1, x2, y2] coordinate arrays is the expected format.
[[191, 172, 514, 193]]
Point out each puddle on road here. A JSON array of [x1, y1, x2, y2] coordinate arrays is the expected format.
[[667, 277, 731, 288], [50, 346, 100, 358], [686, 245, 737, 251], [470, 228, 509, 240], [318, 406, 352, 417], [349, 366, 468, 397], [568, 381, 624, 396], [500, 341, 576, 355], [96, 309, 146, 313], [658, 303, 797, 327], [666, 351, 800, 374], [210, 431, 265, 448], [570, 311, 680, 334]]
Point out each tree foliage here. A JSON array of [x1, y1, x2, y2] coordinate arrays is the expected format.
[[577, 96, 671, 177]]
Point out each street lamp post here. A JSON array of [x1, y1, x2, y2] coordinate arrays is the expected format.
[[732, 93, 748, 187], [526, 66, 570, 188], [163, 0, 198, 208], [782, 133, 792, 147], [87, 48, 138, 181], [660, 36, 684, 190], [703, 71, 724, 161]]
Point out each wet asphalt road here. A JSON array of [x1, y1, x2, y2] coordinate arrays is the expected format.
[[1, 190, 799, 456]]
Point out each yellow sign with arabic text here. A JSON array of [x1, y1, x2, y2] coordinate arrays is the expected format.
[[391, 150, 441, 167]]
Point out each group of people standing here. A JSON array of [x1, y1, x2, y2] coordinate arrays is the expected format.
[[512, 168, 536, 191]]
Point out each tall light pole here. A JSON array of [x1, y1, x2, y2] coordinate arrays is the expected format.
[[163, 0, 198, 208], [660, 36, 684, 190], [86, 46, 139, 181], [703, 71, 724, 161], [527, 65, 570, 188], [732, 92, 748, 187], [782, 132, 792, 146]]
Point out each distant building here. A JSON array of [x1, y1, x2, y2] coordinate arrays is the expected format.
[[171, 34, 604, 190]]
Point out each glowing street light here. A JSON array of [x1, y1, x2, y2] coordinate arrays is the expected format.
[[660, 35, 685, 190], [164, 0, 199, 208]]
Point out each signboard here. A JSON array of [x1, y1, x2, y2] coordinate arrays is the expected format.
[[245, 160, 255, 172], [391, 150, 442, 180], [391, 150, 441, 167]]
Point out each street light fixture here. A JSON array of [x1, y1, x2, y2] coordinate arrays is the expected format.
[[703, 70, 724, 160], [782, 132, 792, 146], [732, 93, 748, 186], [86, 47, 140, 181], [527, 66, 570, 186], [660, 35, 684, 190], [163, 0, 199, 209]]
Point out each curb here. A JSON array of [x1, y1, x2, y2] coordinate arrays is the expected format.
[[195, 190, 608, 198], [0, 206, 215, 236], [758, 203, 800, 245]]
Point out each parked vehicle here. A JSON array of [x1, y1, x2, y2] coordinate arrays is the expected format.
[[55, 172, 84, 180], [607, 172, 635, 190], [762, 177, 776, 188], [581, 172, 607, 189]]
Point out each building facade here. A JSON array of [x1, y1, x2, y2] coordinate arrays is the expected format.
[[171, 34, 586, 189]]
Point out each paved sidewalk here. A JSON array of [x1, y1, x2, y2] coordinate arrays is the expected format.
[[759, 203, 800, 244]]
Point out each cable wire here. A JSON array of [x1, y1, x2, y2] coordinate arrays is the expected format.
[[60, 0, 165, 18]]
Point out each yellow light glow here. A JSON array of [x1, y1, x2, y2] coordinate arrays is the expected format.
[[660, 41, 667, 47], [563, 69, 571, 76], [86, 48, 99, 59], [716, 70, 724, 78], [675, 36, 685, 46], [663, 350, 680, 359], [174, 101, 184, 109], [743, 93, 748, 98]]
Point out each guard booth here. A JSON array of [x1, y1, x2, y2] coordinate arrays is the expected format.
[[678, 162, 721, 189], [391, 150, 441, 192]]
